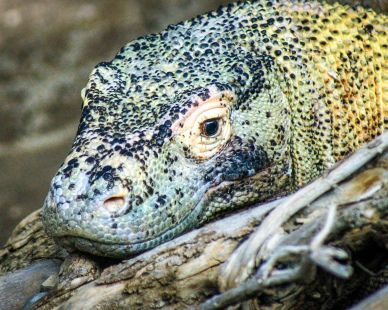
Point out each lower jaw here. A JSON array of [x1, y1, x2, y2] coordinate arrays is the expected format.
[[56, 236, 164, 258], [54, 194, 208, 258]]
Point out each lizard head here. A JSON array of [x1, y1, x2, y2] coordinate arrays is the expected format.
[[42, 5, 292, 257]]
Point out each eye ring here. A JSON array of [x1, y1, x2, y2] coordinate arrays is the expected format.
[[200, 118, 222, 137]]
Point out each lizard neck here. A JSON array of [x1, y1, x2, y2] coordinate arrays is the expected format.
[[235, 0, 387, 186], [284, 1, 388, 156]]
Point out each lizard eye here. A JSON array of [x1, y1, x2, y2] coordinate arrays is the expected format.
[[172, 90, 235, 160], [201, 118, 222, 137]]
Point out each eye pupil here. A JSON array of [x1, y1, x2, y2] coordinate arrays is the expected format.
[[203, 119, 220, 137]]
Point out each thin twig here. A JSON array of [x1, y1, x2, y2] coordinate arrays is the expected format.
[[308, 205, 352, 278], [200, 264, 304, 310], [310, 204, 336, 250]]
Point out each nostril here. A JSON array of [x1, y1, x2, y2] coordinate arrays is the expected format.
[[103, 195, 126, 214]]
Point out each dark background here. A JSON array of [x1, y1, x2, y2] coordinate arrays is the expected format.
[[0, 0, 231, 245]]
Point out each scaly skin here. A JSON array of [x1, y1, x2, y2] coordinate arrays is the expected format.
[[42, 0, 388, 257]]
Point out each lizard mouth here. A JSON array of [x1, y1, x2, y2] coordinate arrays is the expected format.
[[55, 187, 210, 258], [53, 165, 279, 258]]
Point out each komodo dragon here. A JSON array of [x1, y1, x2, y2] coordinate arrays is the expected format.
[[28, 0, 388, 258]]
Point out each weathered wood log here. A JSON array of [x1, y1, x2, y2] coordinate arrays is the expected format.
[[0, 260, 60, 310], [0, 131, 387, 309]]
